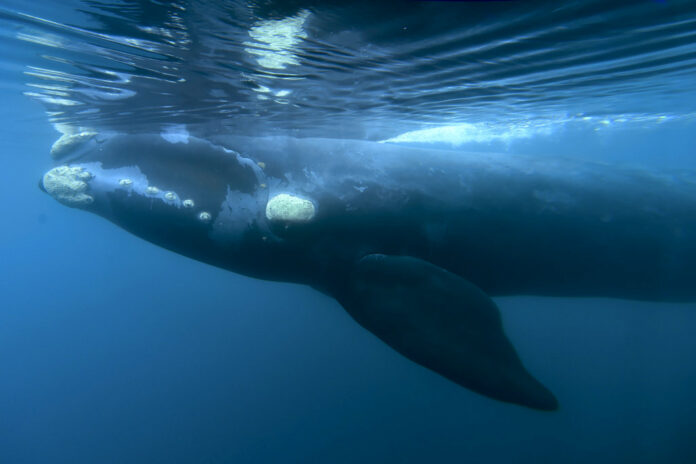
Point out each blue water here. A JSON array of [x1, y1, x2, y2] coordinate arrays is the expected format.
[[1, 1, 696, 463]]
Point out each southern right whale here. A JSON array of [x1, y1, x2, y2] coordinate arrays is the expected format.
[[40, 132, 696, 411]]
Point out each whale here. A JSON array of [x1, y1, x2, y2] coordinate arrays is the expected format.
[[39, 131, 696, 411]]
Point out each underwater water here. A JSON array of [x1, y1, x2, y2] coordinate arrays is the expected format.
[[1, 0, 696, 463]]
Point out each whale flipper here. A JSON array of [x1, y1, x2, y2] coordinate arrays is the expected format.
[[333, 254, 558, 411]]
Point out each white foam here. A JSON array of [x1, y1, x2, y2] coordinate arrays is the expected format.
[[160, 124, 190, 144], [382, 121, 553, 146]]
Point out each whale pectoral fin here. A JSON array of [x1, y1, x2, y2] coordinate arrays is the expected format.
[[333, 254, 558, 411]]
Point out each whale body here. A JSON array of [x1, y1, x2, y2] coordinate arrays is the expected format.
[[40, 132, 696, 411]]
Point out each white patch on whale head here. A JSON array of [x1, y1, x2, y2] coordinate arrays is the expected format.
[[42, 165, 94, 207], [44, 162, 189, 209], [50, 131, 97, 159], [265, 193, 315, 222]]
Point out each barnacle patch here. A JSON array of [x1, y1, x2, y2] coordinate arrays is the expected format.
[[50, 131, 96, 159], [266, 193, 315, 222], [42, 166, 94, 207], [164, 191, 177, 201], [146, 186, 159, 195], [119, 178, 133, 187], [182, 199, 195, 208], [198, 211, 212, 222]]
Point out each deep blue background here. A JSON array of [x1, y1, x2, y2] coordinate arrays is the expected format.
[[2, 0, 696, 458], [2, 88, 696, 464]]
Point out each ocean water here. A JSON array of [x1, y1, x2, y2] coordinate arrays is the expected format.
[[1, 1, 696, 463]]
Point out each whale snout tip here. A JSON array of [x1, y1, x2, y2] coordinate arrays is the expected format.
[[41, 165, 94, 207]]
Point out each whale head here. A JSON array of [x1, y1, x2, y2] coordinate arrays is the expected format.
[[40, 132, 275, 273]]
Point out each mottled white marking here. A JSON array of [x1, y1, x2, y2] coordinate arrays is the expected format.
[[211, 187, 263, 245]]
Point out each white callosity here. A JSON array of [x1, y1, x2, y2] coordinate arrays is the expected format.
[[50, 131, 96, 159], [42, 165, 94, 207], [265, 193, 315, 223]]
